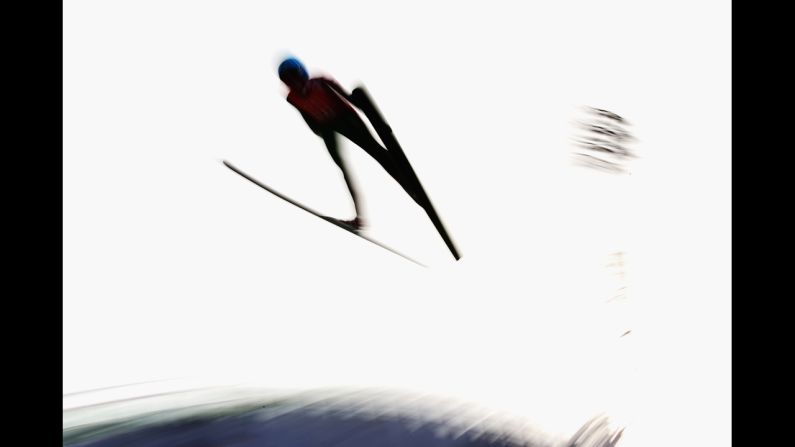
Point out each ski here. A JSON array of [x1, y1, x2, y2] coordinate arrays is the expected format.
[[222, 160, 425, 267], [350, 87, 461, 260]]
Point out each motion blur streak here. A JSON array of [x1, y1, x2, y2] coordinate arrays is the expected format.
[[63, 386, 625, 447], [572, 107, 637, 175]]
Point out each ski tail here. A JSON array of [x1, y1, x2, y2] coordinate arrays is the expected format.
[[350, 87, 461, 260]]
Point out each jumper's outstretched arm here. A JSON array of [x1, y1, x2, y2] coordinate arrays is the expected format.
[[321, 131, 364, 220]]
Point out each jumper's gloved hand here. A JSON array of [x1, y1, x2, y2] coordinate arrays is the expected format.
[[349, 88, 366, 109], [341, 216, 365, 231]]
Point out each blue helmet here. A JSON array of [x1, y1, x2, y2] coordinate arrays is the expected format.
[[278, 57, 308, 82]]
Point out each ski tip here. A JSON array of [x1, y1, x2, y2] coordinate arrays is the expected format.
[[222, 160, 239, 172]]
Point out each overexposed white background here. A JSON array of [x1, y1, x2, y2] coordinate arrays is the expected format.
[[63, 1, 730, 446]]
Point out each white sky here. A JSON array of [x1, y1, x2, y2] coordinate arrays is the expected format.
[[63, 1, 730, 446]]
